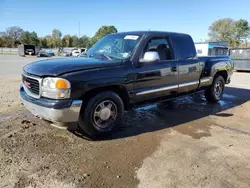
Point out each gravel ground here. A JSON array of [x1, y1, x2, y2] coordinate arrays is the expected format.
[[0, 55, 250, 188]]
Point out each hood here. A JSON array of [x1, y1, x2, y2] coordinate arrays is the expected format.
[[23, 57, 121, 77]]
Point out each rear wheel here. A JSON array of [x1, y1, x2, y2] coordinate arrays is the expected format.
[[205, 75, 225, 102], [79, 91, 124, 136]]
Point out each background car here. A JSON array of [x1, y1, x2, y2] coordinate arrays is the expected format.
[[59, 52, 71, 57], [37, 50, 52, 57], [72, 50, 80, 57]]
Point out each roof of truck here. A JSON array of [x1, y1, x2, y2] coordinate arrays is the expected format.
[[109, 31, 188, 36]]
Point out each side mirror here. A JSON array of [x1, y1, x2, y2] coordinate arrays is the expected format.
[[139, 51, 160, 63]]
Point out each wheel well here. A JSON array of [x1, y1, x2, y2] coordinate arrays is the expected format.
[[80, 85, 130, 110], [214, 70, 228, 82]]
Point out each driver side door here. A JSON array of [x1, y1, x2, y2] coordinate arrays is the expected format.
[[133, 35, 179, 103]]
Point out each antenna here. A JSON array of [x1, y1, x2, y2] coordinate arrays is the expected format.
[[78, 22, 80, 38]]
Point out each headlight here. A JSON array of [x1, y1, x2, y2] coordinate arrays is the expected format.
[[41, 77, 71, 99]]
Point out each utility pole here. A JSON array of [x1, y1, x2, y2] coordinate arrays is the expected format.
[[78, 22, 80, 38]]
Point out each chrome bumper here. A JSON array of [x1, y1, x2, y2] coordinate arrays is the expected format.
[[21, 97, 82, 123], [20, 86, 82, 123]]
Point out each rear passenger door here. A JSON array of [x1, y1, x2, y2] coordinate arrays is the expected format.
[[171, 34, 200, 93]]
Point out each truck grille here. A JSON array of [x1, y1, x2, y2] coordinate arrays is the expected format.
[[22, 75, 40, 96]]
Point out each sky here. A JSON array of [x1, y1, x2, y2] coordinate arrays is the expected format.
[[0, 0, 249, 42]]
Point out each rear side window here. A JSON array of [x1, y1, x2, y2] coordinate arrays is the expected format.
[[171, 34, 196, 60]]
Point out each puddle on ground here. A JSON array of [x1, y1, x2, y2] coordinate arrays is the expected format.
[[136, 104, 157, 112], [129, 93, 238, 139], [173, 120, 212, 139], [223, 93, 237, 99]]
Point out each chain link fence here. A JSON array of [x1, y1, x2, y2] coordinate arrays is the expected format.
[[0, 48, 18, 54]]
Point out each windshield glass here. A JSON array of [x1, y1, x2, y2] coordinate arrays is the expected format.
[[87, 34, 141, 61]]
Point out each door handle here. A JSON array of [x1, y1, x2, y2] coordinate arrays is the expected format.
[[171, 66, 177, 72]]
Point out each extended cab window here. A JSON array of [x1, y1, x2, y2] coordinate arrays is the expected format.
[[144, 37, 173, 61]]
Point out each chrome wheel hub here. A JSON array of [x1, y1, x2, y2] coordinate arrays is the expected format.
[[93, 100, 117, 129], [214, 81, 223, 98], [99, 108, 111, 120]]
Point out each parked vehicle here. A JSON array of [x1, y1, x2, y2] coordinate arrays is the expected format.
[[47, 50, 55, 56], [18, 44, 36, 56], [37, 50, 55, 57], [229, 48, 250, 71], [59, 52, 71, 57], [72, 48, 86, 57], [37, 50, 51, 57], [20, 31, 234, 136], [72, 50, 80, 57]]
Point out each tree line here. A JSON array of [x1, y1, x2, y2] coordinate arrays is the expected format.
[[208, 18, 249, 47], [0, 25, 117, 48], [0, 18, 249, 48]]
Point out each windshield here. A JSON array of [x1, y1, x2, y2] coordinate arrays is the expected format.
[[87, 34, 141, 61]]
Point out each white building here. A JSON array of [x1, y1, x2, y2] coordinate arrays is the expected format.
[[195, 41, 228, 56]]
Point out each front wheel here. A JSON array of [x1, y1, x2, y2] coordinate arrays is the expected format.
[[79, 91, 124, 136], [205, 76, 225, 103]]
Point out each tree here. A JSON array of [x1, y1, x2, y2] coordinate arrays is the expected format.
[[1, 35, 13, 47], [235, 19, 250, 47], [0, 37, 5, 47], [208, 18, 235, 43], [62, 35, 73, 47], [208, 18, 250, 47], [30, 31, 39, 46], [78, 35, 90, 48], [61, 37, 66, 47], [20, 31, 31, 44], [39, 37, 48, 48], [72, 35, 79, 47], [5, 26, 24, 47], [52, 29, 62, 48], [45, 35, 54, 48], [90, 25, 117, 46]]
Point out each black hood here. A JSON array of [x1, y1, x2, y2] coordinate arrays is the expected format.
[[23, 57, 121, 77]]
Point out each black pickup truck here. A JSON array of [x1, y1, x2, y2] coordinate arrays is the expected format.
[[20, 31, 234, 136]]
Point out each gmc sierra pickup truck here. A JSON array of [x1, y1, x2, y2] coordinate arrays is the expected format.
[[20, 31, 234, 136]]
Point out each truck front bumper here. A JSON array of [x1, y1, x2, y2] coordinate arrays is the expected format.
[[20, 87, 82, 123]]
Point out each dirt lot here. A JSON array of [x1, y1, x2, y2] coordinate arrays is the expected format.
[[1, 55, 250, 188]]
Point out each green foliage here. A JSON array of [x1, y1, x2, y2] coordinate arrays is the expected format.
[[235, 19, 249, 41], [61, 38, 66, 47], [29, 31, 39, 46], [78, 35, 90, 48], [45, 35, 54, 48], [52, 29, 62, 48], [62, 35, 73, 47], [72, 35, 79, 47], [0, 37, 4, 47], [20, 31, 31, 44], [1, 25, 119, 48], [69, 35, 90, 48], [20, 31, 39, 46], [90, 25, 118, 46], [208, 18, 250, 47], [39, 37, 48, 48], [1, 35, 13, 47]]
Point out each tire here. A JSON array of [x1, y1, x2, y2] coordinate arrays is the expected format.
[[79, 91, 124, 136], [205, 75, 225, 103]]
